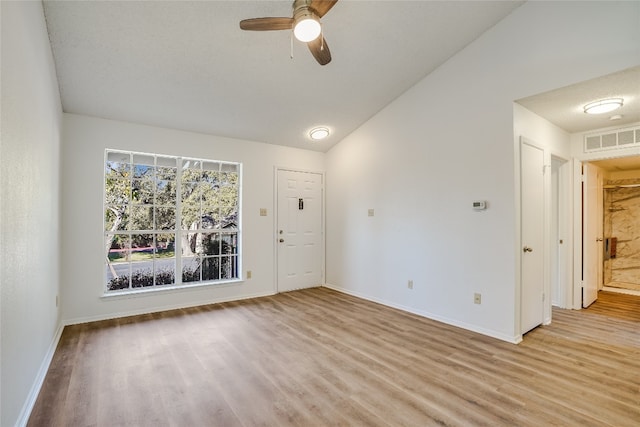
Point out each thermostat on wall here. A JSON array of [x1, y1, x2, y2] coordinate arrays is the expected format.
[[472, 200, 487, 211]]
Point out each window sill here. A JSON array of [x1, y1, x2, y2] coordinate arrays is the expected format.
[[101, 279, 243, 299]]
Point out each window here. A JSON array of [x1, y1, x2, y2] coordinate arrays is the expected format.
[[104, 150, 241, 293]]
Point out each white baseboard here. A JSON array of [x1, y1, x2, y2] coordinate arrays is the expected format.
[[16, 321, 65, 427], [323, 283, 522, 344], [63, 290, 276, 326]]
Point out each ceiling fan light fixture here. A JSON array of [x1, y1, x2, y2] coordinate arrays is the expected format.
[[239, 0, 336, 65], [309, 127, 330, 141], [583, 98, 623, 115], [293, 10, 321, 42]]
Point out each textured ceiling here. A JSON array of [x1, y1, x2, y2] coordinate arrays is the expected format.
[[517, 66, 640, 134], [517, 66, 640, 173], [43, 0, 524, 152]]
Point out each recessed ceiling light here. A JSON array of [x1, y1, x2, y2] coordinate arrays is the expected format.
[[583, 98, 623, 115], [309, 127, 329, 141]]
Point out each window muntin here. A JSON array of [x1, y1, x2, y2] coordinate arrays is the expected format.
[[104, 150, 240, 293]]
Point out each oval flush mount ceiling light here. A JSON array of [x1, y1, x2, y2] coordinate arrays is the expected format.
[[309, 127, 329, 141], [583, 98, 623, 115]]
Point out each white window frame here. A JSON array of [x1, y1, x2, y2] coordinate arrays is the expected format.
[[103, 149, 242, 295]]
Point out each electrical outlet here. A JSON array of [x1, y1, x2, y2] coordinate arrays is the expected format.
[[259, 208, 267, 216], [408, 280, 413, 289], [246, 270, 252, 279], [474, 293, 481, 305], [368, 208, 374, 217]]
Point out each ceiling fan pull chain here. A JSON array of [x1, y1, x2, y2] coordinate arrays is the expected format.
[[320, 25, 324, 51], [290, 31, 294, 59]]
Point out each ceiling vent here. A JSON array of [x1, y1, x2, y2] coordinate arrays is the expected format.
[[584, 125, 640, 153]]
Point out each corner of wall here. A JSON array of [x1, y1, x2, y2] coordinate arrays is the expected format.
[[1, 1, 64, 425]]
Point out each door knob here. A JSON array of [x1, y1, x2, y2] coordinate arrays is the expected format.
[[279, 239, 284, 243], [523, 246, 533, 253]]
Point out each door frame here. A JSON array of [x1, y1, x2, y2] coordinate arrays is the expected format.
[[573, 160, 605, 308], [550, 155, 572, 312], [516, 137, 572, 339], [571, 158, 584, 309], [519, 138, 547, 334], [571, 153, 640, 308], [580, 162, 604, 308], [273, 167, 326, 293]]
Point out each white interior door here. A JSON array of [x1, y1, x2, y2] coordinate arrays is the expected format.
[[276, 169, 323, 292], [582, 163, 602, 307], [521, 141, 545, 334]]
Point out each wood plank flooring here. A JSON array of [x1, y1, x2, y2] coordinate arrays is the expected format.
[[29, 289, 640, 426]]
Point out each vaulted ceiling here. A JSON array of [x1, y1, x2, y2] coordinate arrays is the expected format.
[[43, 0, 524, 152], [43, 1, 639, 155]]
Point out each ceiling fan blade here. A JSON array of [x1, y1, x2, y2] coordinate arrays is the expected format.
[[239, 17, 293, 31], [308, 36, 331, 65], [309, 0, 338, 18]]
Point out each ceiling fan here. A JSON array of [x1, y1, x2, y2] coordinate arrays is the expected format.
[[239, 0, 338, 66]]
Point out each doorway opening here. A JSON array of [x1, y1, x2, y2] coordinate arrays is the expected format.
[[550, 156, 570, 309], [583, 156, 640, 298]]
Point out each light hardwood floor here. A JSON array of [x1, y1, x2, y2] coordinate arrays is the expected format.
[[29, 288, 640, 426]]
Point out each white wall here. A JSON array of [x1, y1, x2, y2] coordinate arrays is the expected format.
[[513, 104, 572, 321], [0, 1, 63, 425], [513, 104, 571, 159], [325, 1, 640, 342], [61, 114, 324, 322]]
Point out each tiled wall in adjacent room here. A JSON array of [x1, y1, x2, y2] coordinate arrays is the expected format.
[[604, 175, 640, 291]]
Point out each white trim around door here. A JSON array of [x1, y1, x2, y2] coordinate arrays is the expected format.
[[274, 167, 325, 293]]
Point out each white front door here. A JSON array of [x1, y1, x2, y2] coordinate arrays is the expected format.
[[276, 169, 323, 292], [521, 140, 545, 334], [582, 163, 602, 307]]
